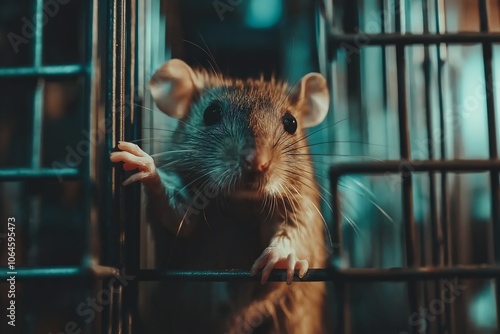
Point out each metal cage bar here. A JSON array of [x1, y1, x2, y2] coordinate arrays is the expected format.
[[0, 1, 499, 333], [393, 2, 421, 333], [422, 2, 445, 332], [0, 64, 86, 77], [433, 0, 454, 331], [104, 0, 141, 332], [328, 32, 500, 48], [326, 0, 500, 332], [0, 0, 94, 332], [5, 264, 500, 282], [478, 0, 500, 329]]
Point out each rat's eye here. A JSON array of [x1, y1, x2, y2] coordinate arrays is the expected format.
[[282, 113, 297, 134], [204, 103, 222, 126]]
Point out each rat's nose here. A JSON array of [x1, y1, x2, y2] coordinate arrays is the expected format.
[[242, 148, 270, 173]]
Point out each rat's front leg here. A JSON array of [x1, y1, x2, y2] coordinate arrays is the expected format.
[[110, 141, 196, 236], [110, 141, 161, 187], [250, 222, 309, 285]]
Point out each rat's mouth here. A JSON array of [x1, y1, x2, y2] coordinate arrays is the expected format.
[[241, 171, 264, 189], [231, 172, 266, 198]]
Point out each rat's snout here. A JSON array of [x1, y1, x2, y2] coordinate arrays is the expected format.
[[242, 147, 271, 173]]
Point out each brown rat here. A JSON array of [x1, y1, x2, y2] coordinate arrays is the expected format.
[[110, 58, 330, 333]]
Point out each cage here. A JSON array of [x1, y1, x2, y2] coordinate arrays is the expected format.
[[0, 0, 499, 333], [320, 0, 500, 333]]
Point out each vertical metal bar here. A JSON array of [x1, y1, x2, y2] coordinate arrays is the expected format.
[[29, 0, 45, 262], [30, 24, 44, 270], [342, 0, 355, 326], [325, 0, 349, 334], [107, 0, 122, 331], [83, 0, 97, 332], [116, 0, 128, 329], [27, 74, 43, 334], [478, 1, 500, 330], [395, 0, 418, 269], [112, 284, 123, 333], [379, 0, 390, 157], [27, 1, 46, 332], [433, 0, 453, 332], [342, 0, 365, 158], [31, 0, 45, 172], [102, 0, 116, 331], [394, 1, 419, 333], [422, 1, 445, 333], [331, 174, 345, 334], [107, 0, 140, 331], [422, 0, 439, 270], [31, 80, 44, 169], [83, 0, 96, 268], [102, 278, 112, 334], [123, 0, 140, 332], [379, 0, 386, 84], [34, 0, 43, 68], [29, 77, 44, 264]]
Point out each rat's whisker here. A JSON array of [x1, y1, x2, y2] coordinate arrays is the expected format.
[[283, 140, 391, 154], [344, 177, 376, 199], [281, 118, 349, 151], [341, 212, 362, 237], [174, 169, 220, 197], [339, 183, 394, 224], [150, 150, 198, 158], [290, 153, 385, 162], [278, 167, 334, 214]]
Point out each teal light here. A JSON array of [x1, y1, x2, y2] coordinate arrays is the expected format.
[[470, 285, 497, 329], [245, 0, 282, 29]]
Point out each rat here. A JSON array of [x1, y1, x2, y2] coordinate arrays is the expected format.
[[110, 58, 331, 334]]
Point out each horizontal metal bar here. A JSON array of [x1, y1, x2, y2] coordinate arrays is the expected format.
[[329, 32, 500, 48], [135, 266, 500, 282], [135, 269, 331, 282], [0, 265, 119, 281], [2, 265, 500, 282], [330, 159, 500, 176], [0, 168, 80, 181], [0, 64, 86, 78], [333, 265, 500, 282], [0, 267, 84, 281]]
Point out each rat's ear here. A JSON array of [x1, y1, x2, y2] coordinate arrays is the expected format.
[[290, 73, 330, 128], [149, 59, 201, 118]]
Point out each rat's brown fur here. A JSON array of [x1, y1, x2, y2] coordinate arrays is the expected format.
[[140, 66, 330, 333]]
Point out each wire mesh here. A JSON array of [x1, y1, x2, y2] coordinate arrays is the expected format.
[[322, 0, 500, 333], [1, 0, 499, 333]]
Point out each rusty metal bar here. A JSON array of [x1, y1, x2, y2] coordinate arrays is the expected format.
[[394, 2, 419, 333], [478, 0, 500, 328]]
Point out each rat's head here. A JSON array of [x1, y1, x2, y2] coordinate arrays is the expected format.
[[149, 59, 329, 199]]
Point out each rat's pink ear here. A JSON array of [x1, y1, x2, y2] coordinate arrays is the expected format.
[[290, 73, 330, 128], [149, 59, 201, 118]]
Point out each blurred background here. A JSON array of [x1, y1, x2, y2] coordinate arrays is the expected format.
[[0, 0, 499, 333]]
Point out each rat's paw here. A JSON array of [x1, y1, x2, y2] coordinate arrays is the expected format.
[[110, 141, 159, 186], [250, 247, 309, 285]]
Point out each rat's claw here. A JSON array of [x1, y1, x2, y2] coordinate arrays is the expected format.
[[123, 171, 150, 186], [110, 141, 158, 185], [285, 256, 308, 284], [261, 254, 280, 285], [117, 141, 145, 156], [250, 247, 271, 276], [251, 246, 309, 285], [286, 253, 297, 285], [296, 260, 309, 279]]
